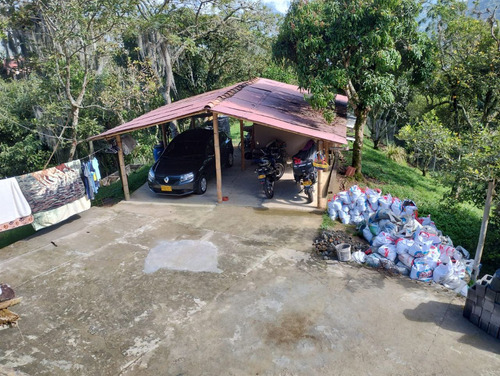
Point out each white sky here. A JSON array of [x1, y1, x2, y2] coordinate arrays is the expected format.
[[264, 0, 290, 14]]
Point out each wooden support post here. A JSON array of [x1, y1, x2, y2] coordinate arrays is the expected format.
[[161, 123, 168, 146], [190, 117, 195, 129], [213, 113, 223, 203], [240, 119, 245, 171], [116, 135, 131, 201], [472, 179, 496, 282], [89, 140, 94, 155], [317, 140, 323, 209]]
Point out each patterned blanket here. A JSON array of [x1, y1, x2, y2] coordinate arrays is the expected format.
[[16, 160, 86, 214]]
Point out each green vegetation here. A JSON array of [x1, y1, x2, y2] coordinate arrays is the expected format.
[[92, 165, 151, 206]]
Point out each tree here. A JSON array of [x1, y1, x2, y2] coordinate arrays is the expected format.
[[274, 0, 433, 177], [31, 0, 136, 160], [397, 111, 456, 176]]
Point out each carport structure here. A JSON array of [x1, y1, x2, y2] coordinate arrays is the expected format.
[[90, 77, 348, 207]]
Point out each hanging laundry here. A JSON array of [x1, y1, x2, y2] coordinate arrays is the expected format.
[[16, 160, 90, 231], [0, 177, 33, 232], [82, 161, 95, 200]]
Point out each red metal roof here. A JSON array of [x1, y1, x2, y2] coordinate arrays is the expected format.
[[91, 78, 348, 144]]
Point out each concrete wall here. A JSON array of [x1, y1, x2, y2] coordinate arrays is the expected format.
[[253, 124, 312, 160]]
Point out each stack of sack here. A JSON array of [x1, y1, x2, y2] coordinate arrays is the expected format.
[[328, 186, 473, 294]]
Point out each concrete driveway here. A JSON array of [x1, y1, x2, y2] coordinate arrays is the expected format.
[[0, 200, 499, 376]]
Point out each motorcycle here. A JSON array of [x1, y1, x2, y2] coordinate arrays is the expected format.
[[255, 151, 282, 199], [292, 140, 317, 203], [251, 139, 287, 180]]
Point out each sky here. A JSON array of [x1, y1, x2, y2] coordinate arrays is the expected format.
[[264, 0, 290, 14]]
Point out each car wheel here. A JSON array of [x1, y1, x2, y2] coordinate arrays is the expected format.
[[226, 152, 234, 167], [195, 175, 207, 195]]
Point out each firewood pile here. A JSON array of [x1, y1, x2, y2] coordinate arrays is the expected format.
[[0, 283, 21, 329]]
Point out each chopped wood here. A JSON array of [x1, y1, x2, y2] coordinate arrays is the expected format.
[[0, 297, 22, 310], [0, 308, 20, 325]]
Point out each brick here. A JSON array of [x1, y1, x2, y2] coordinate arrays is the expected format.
[[480, 318, 490, 331], [481, 274, 493, 285], [488, 323, 500, 338], [485, 287, 497, 302], [471, 313, 481, 326], [476, 283, 487, 298], [473, 305, 483, 317], [463, 299, 474, 319], [490, 311, 500, 326], [481, 309, 492, 324], [484, 299, 495, 313]]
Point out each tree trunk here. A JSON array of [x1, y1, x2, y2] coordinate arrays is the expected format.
[[68, 106, 80, 161], [373, 138, 379, 150], [352, 108, 369, 177]]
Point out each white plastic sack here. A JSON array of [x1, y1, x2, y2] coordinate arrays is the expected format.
[[352, 251, 366, 264], [408, 242, 430, 258], [439, 245, 456, 260], [339, 210, 350, 225], [372, 232, 397, 248], [395, 238, 414, 255], [378, 244, 397, 262], [410, 259, 433, 282], [398, 252, 415, 268], [350, 214, 364, 225], [391, 198, 402, 216], [338, 191, 351, 205], [379, 194, 392, 210], [433, 262, 454, 284], [332, 199, 343, 212], [348, 185, 363, 199], [363, 226, 374, 243], [329, 209, 338, 221]]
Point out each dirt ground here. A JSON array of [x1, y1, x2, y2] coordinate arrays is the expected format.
[[1, 201, 499, 376]]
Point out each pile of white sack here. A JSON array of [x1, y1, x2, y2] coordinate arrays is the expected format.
[[328, 185, 473, 294]]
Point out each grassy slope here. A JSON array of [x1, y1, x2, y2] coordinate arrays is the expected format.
[[354, 139, 483, 262]]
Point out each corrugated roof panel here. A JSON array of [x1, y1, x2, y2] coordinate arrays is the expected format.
[[91, 78, 348, 145]]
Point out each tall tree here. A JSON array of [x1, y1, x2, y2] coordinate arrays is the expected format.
[[31, 0, 136, 160], [274, 0, 433, 176]]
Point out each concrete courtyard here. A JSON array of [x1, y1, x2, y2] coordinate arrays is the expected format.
[[1, 199, 499, 375]]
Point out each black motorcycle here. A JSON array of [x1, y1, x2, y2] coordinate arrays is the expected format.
[[251, 139, 287, 180], [293, 140, 317, 203], [255, 151, 282, 199]]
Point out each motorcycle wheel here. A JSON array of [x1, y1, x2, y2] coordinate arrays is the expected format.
[[305, 187, 314, 203], [263, 178, 275, 199], [275, 162, 285, 181]]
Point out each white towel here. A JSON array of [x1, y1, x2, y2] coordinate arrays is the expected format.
[[0, 177, 32, 223]]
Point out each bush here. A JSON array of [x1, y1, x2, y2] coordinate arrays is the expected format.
[[385, 144, 407, 164]]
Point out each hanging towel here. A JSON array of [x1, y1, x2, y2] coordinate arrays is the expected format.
[[32, 196, 91, 231], [16, 160, 86, 213], [0, 177, 33, 232]]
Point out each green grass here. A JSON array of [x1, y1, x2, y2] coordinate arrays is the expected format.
[[335, 138, 498, 274], [92, 164, 151, 206]]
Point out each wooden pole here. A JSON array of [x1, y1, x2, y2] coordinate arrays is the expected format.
[[89, 140, 94, 155], [240, 119, 245, 171], [472, 179, 496, 282], [317, 140, 323, 208], [213, 113, 223, 203], [116, 135, 131, 201], [161, 123, 168, 146]]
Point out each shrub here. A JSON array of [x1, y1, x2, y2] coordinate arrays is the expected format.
[[385, 144, 407, 164]]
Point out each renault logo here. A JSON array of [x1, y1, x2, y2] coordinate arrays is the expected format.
[[164, 177, 169, 183]]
